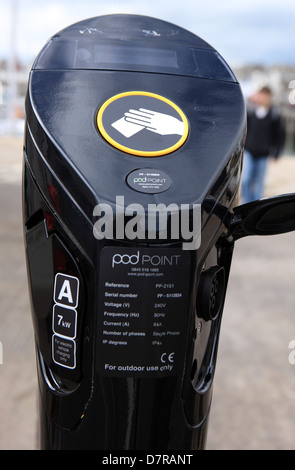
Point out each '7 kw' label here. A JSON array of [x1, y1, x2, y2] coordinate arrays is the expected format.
[[52, 273, 80, 369]]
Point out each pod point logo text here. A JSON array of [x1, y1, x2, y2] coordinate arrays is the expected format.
[[111, 251, 181, 268], [112, 252, 140, 268], [93, 196, 201, 250]]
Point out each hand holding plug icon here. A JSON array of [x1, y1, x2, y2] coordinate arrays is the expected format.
[[124, 108, 185, 136], [111, 107, 185, 138]]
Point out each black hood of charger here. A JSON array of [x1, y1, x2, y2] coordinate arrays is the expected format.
[[26, 14, 245, 218]]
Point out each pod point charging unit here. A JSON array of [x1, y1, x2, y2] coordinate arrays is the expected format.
[[23, 14, 295, 450]]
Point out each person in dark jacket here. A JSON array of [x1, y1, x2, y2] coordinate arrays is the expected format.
[[241, 86, 285, 203]]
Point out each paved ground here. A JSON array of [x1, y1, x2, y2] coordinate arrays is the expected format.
[[1, 136, 295, 450], [0, 137, 38, 450]]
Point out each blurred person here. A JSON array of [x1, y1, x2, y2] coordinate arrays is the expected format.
[[241, 86, 285, 203]]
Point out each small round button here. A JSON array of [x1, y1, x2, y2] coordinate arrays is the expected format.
[[126, 168, 172, 194]]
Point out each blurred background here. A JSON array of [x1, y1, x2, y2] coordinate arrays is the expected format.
[[1, 0, 295, 450]]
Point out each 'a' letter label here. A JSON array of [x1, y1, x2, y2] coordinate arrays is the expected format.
[[54, 273, 79, 308]]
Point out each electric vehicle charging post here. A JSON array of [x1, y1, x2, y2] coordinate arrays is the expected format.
[[23, 14, 295, 450]]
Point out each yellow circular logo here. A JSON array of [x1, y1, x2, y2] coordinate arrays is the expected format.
[[97, 91, 189, 157]]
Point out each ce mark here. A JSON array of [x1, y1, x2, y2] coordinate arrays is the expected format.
[[161, 352, 175, 364]]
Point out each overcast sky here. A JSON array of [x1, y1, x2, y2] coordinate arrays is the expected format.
[[1, 0, 295, 67]]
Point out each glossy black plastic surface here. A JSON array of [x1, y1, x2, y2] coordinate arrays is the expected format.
[[33, 14, 236, 82], [229, 193, 295, 239], [23, 14, 246, 450]]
